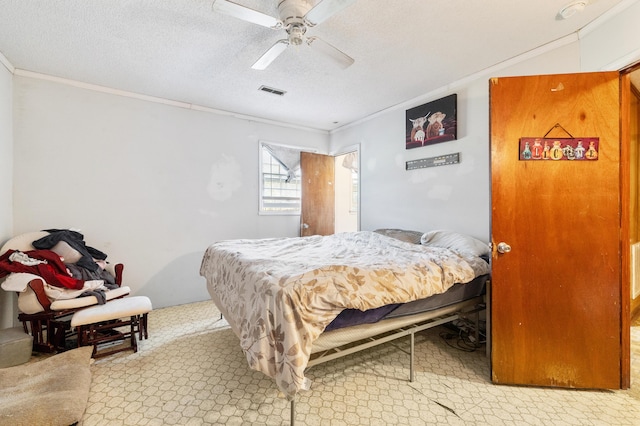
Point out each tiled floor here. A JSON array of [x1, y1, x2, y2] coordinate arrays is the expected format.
[[75, 302, 640, 425]]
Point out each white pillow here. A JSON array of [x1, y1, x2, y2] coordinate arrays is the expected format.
[[373, 229, 424, 244], [50, 241, 82, 264], [421, 230, 490, 257]]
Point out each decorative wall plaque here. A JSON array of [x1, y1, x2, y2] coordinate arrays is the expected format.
[[519, 137, 599, 161]]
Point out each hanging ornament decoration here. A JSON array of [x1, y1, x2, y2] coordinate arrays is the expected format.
[[518, 123, 598, 161]]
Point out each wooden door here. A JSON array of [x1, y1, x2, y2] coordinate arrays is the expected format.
[[300, 152, 335, 236], [490, 71, 628, 389]]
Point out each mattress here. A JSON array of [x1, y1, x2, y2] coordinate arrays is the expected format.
[[311, 295, 485, 354], [324, 273, 488, 331]]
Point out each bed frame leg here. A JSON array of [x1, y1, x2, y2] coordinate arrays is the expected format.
[[290, 399, 295, 426], [410, 332, 415, 382]]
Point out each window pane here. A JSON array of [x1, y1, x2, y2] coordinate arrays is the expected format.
[[260, 145, 301, 213]]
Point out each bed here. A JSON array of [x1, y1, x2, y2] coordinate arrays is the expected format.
[[199, 229, 490, 414]]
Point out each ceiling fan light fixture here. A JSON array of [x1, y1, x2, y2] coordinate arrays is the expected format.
[[288, 25, 305, 46], [558, 0, 589, 20]]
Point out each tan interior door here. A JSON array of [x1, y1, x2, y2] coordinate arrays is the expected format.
[[300, 152, 335, 236], [490, 71, 627, 389]]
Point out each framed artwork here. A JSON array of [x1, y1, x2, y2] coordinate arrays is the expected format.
[[405, 94, 457, 149]]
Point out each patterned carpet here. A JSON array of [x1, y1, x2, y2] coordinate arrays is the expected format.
[[64, 301, 640, 425]]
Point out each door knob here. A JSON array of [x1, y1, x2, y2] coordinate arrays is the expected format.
[[497, 242, 511, 254], [302, 223, 309, 229]]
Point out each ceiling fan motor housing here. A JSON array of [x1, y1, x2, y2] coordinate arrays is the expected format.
[[279, 1, 313, 45], [277, 0, 313, 20]]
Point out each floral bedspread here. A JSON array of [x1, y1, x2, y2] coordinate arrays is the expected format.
[[199, 231, 489, 399]]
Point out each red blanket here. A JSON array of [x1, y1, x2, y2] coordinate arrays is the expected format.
[[0, 249, 84, 290]]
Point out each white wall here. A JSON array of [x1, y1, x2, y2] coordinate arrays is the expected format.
[[329, 0, 640, 244], [12, 77, 329, 308], [0, 61, 14, 328], [580, 0, 640, 71], [329, 90, 494, 240]]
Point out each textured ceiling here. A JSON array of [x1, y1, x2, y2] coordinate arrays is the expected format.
[[0, 0, 631, 131]]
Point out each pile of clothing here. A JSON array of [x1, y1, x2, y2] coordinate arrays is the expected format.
[[0, 229, 118, 304]]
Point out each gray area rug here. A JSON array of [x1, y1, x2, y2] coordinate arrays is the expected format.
[[0, 346, 93, 426]]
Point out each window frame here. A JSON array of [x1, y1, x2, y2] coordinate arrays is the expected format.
[[258, 141, 305, 216]]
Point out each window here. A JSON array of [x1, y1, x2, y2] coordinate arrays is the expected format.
[[259, 142, 302, 214]]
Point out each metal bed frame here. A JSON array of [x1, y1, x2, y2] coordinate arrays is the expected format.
[[287, 295, 486, 425]]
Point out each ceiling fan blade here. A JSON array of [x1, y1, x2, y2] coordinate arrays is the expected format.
[[212, 0, 282, 29], [304, 0, 357, 26], [252, 39, 289, 70], [307, 36, 354, 69]]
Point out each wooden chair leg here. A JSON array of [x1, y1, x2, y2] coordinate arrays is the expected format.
[[138, 313, 148, 340], [137, 315, 143, 340], [20, 317, 55, 353]]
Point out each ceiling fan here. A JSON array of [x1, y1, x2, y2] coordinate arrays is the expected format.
[[212, 0, 356, 70]]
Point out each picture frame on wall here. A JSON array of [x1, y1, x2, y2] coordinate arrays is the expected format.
[[405, 94, 457, 149]]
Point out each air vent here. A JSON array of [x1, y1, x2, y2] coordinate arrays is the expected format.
[[258, 85, 286, 96]]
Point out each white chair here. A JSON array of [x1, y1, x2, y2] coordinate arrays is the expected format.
[[0, 231, 129, 353]]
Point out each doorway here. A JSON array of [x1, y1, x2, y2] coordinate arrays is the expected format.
[[299, 146, 360, 236], [334, 150, 359, 233]]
